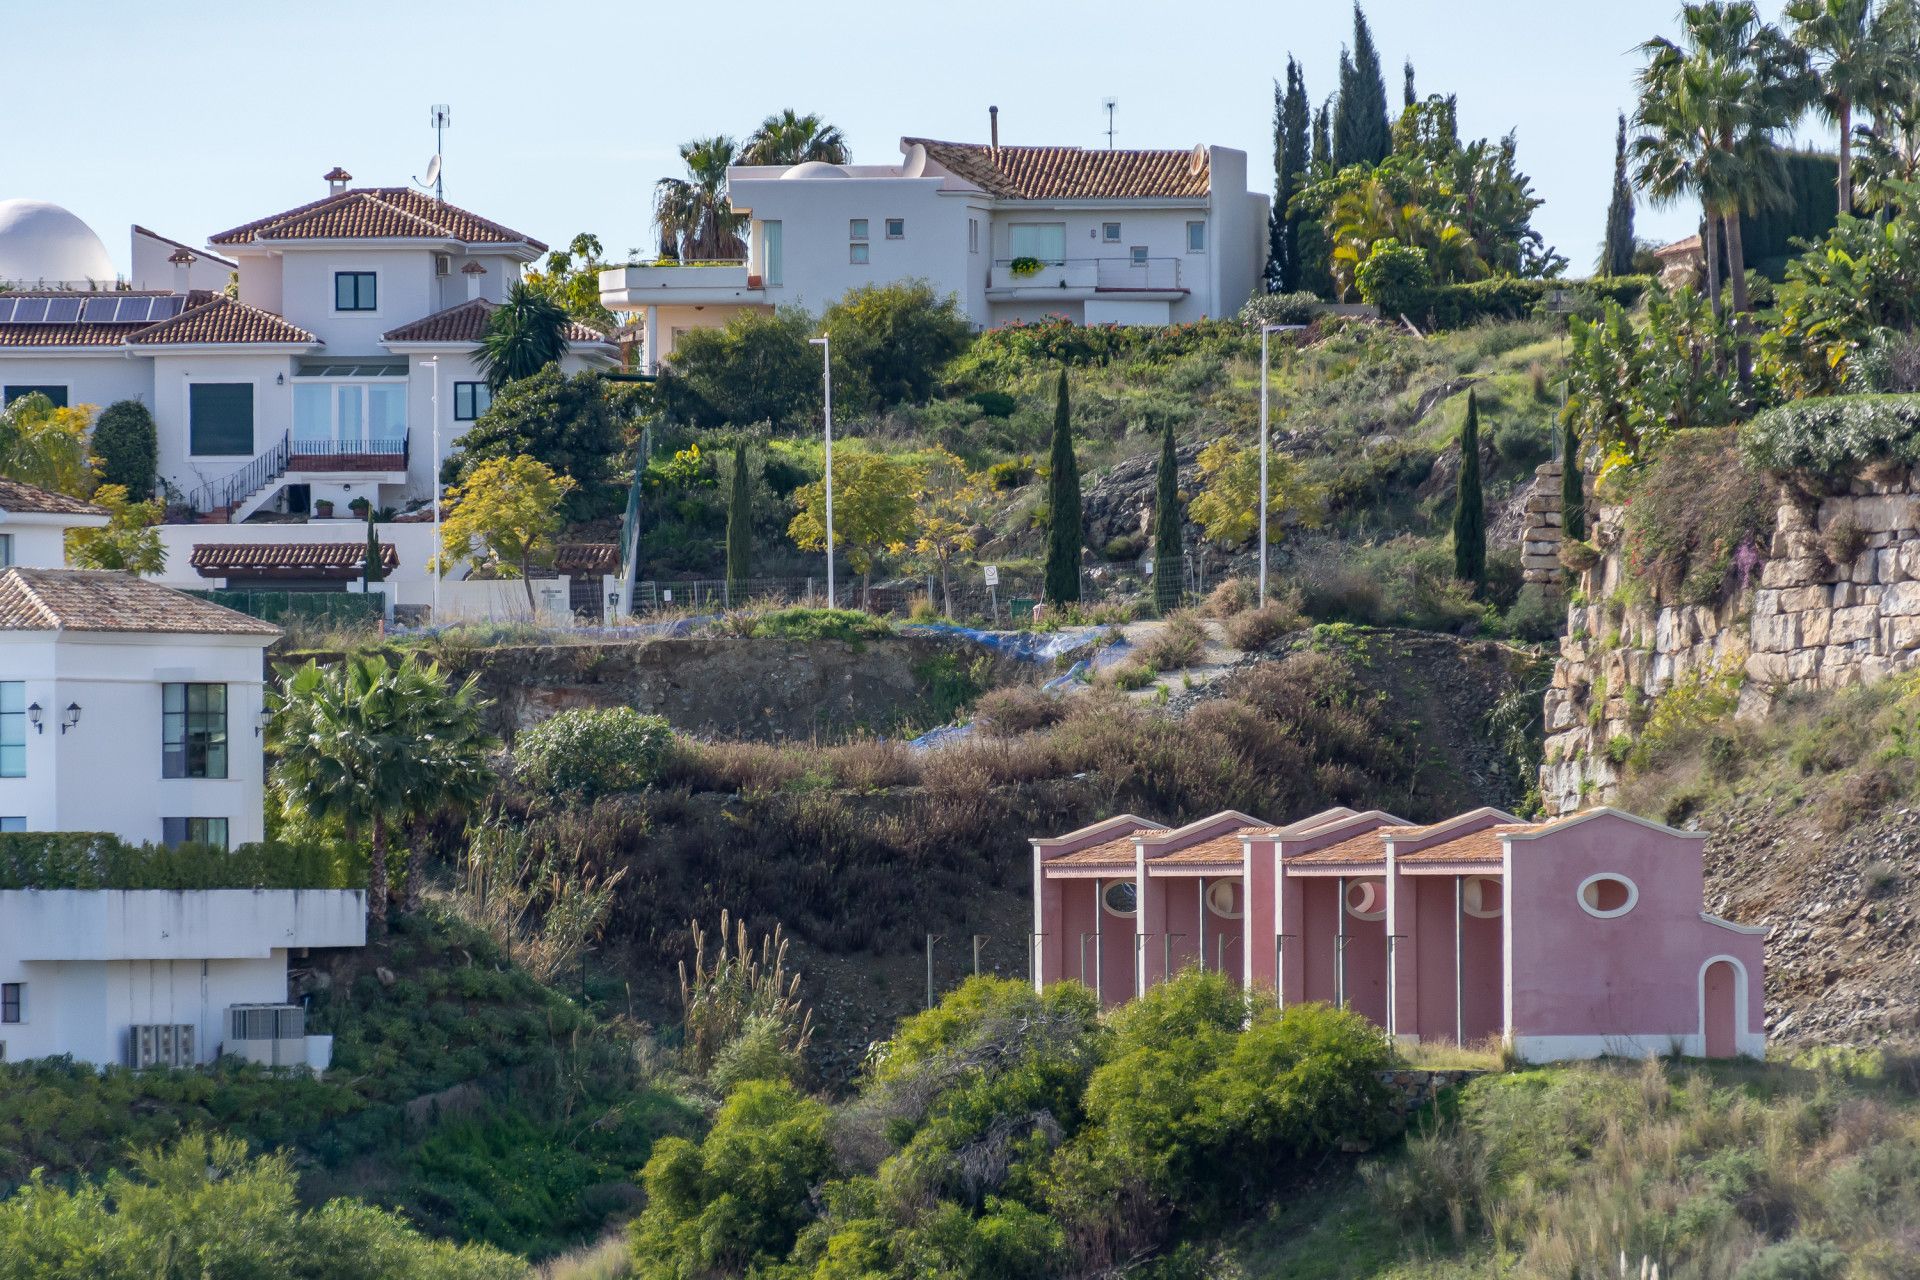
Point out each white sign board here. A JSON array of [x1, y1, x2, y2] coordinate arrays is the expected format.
[[983, 565, 999, 586]]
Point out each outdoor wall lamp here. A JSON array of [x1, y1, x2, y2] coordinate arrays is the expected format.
[[60, 703, 80, 734], [255, 707, 271, 737], [26, 703, 41, 734]]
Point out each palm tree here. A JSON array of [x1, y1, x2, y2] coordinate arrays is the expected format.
[[268, 655, 495, 928], [740, 110, 850, 166], [1856, 0, 1920, 210], [477, 282, 571, 391], [653, 136, 748, 261], [1787, 0, 1882, 214]]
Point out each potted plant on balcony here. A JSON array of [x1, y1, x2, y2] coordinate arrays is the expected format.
[[314, 498, 335, 519], [1009, 256, 1044, 278], [348, 496, 371, 520]]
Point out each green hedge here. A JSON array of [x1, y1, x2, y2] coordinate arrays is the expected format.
[[1741, 394, 1920, 474], [0, 832, 358, 890], [1397, 276, 1655, 330], [184, 589, 385, 628]]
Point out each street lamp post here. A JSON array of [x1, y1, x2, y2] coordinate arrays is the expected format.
[[427, 356, 441, 622], [1257, 323, 1307, 606], [809, 335, 835, 606]]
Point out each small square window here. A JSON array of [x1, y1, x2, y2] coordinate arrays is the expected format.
[[1103, 222, 1122, 243], [453, 382, 492, 421], [885, 218, 905, 239], [334, 271, 377, 311], [2, 983, 20, 1024], [850, 243, 870, 265], [849, 219, 869, 241], [1130, 246, 1149, 266], [1186, 221, 1207, 253]]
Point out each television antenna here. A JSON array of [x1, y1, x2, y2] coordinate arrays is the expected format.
[[413, 104, 451, 202], [1102, 97, 1117, 150]]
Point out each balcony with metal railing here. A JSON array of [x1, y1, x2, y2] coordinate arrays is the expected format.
[[598, 259, 765, 309], [987, 256, 1186, 297]]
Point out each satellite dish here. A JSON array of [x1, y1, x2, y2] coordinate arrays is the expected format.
[[419, 155, 442, 187]]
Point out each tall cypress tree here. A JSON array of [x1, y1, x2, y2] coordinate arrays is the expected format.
[[1311, 101, 1332, 171], [726, 442, 752, 593], [1453, 392, 1485, 585], [1561, 420, 1586, 542], [1152, 421, 1183, 614], [361, 511, 386, 594], [1333, 4, 1391, 169], [1268, 59, 1312, 294], [1044, 369, 1082, 606], [1601, 111, 1637, 277], [1403, 59, 1416, 109]]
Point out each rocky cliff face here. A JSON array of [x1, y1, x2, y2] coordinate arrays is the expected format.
[[1542, 466, 1920, 814]]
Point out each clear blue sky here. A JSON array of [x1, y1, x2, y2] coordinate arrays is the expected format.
[[6, 0, 1831, 279]]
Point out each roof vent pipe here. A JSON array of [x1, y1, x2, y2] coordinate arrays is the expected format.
[[989, 106, 999, 159]]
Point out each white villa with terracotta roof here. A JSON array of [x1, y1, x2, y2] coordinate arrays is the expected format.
[[601, 115, 1269, 371], [0, 172, 617, 523]]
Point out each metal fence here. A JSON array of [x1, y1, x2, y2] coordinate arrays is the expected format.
[[183, 589, 386, 628]]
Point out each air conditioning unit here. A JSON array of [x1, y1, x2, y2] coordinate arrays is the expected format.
[[435, 253, 452, 277], [130, 1023, 195, 1069], [223, 1003, 307, 1068]]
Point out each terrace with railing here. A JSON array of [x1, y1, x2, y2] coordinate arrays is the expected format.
[[988, 257, 1186, 295]]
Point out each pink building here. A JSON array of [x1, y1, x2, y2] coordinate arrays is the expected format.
[[1031, 805, 1766, 1061]]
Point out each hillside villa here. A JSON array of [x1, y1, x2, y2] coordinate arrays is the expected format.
[[601, 111, 1270, 372], [1033, 805, 1767, 1062]]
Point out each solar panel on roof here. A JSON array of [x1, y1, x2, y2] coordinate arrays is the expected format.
[[0, 299, 16, 324], [115, 296, 150, 322], [12, 299, 47, 324], [154, 296, 185, 319], [81, 297, 118, 322], [43, 298, 81, 323]]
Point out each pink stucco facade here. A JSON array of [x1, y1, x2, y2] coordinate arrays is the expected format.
[[1032, 805, 1768, 1062]]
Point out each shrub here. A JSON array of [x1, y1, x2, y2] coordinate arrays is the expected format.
[[1399, 275, 1653, 330], [1355, 239, 1432, 316], [1500, 582, 1562, 643], [822, 279, 973, 409], [1223, 596, 1305, 651], [658, 307, 819, 429], [1742, 394, 1920, 475], [974, 686, 1069, 737], [1201, 578, 1254, 618], [515, 708, 673, 799], [1134, 612, 1207, 671], [984, 454, 1037, 490], [1239, 291, 1322, 327], [676, 911, 812, 1081], [90, 399, 158, 498], [1623, 429, 1775, 605], [750, 607, 893, 642], [1736, 1239, 1849, 1280], [0, 832, 350, 890]]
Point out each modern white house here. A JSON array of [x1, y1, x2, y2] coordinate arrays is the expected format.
[[0, 477, 107, 567], [601, 115, 1271, 371], [0, 567, 280, 847], [0, 887, 366, 1068], [0, 174, 619, 522]]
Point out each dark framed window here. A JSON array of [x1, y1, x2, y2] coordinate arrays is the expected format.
[[453, 381, 492, 421], [163, 817, 229, 850], [188, 383, 253, 456], [3, 385, 67, 408], [0, 682, 23, 778], [2, 984, 20, 1024], [162, 683, 227, 779], [0, 818, 23, 833], [334, 271, 377, 311], [885, 218, 905, 239]]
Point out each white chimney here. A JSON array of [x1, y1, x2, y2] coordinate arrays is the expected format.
[[167, 247, 196, 295], [462, 260, 487, 301], [324, 166, 352, 196], [989, 105, 1000, 158]]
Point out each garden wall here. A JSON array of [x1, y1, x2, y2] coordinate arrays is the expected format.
[[1542, 465, 1920, 814]]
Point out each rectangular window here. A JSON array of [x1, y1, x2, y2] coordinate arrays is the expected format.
[[1009, 223, 1066, 263], [0, 683, 23, 779], [968, 218, 979, 254], [2, 385, 67, 408], [334, 271, 377, 311], [0, 818, 23, 833], [849, 243, 870, 265], [0, 534, 13, 568], [1, 984, 19, 1023], [849, 218, 869, 241], [1186, 221, 1207, 252], [762, 219, 783, 286], [453, 382, 492, 421], [885, 218, 905, 239], [162, 683, 227, 780], [163, 817, 229, 850], [1130, 245, 1149, 266], [1103, 222, 1122, 243], [188, 383, 253, 456]]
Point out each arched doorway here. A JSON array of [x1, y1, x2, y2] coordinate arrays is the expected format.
[[1702, 959, 1741, 1058]]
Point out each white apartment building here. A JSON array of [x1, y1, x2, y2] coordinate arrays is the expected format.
[[0, 887, 366, 1068], [602, 120, 1270, 371], [0, 174, 618, 523], [0, 568, 279, 847]]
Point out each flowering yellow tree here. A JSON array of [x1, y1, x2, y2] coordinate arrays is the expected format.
[[912, 448, 988, 617], [1187, 437, 1323, 548], [66, 484, 164, 574], [0, 394, 96, 497], [788, 449, 923, 609], [438, 454, 576, 613]]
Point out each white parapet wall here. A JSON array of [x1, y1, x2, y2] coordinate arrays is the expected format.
[[0, 888, 365, 1067]]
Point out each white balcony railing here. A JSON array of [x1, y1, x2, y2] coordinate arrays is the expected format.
[[990, 257, 1184, 293]]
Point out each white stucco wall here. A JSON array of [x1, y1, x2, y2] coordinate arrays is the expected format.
[[0, 630, 271, 845], [130, 229, 235, 294], [0, 352, 153, 417], [0, 511, 103, 569], [149, 350, 302, 503]]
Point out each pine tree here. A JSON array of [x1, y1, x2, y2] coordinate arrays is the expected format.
[[1267, 59, 1312, 294], [1333, 4, 1391, 169], [726, 442, 752, 593], [1403, 59, 1416, 109], [1601, 111, 1636, 277], [1044, 370, 1082, 606], [1561, 419, 1586, 543], [1152, 421, 1183, 614], [1312, 101, 1332, 171], [1453, 392, 1485, 585]]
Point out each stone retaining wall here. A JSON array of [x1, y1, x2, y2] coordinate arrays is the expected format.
[[1521, 460, 1564, 586]]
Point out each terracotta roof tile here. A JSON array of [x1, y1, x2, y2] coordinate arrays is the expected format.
[[0, 324, 152, 348], [0, 477, 106, 518], [127, 295, 317, 346], [0, 568, 281, 636], [906, 138, 1210, 200], [554, 542, 619, 574], [1396, 823, 1538, 865], [1288, 826, 1412, 866], [190, 541, 398, 575], [1047, 834, 1139, 868], [210, 188, 546, 251], [381, 297, 609, 345], [1153, 826, 1261, 866]]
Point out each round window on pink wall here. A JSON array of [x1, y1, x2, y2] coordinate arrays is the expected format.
[[1206, 879, 1243, 919], [1344, 879, 1386, 922], [1102, 882, 1137, 918], [1577, 873, 1638, 918]]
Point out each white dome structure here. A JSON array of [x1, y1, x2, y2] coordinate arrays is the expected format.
[[780, 160, 848, 180], [0, 199, 116, 287]]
